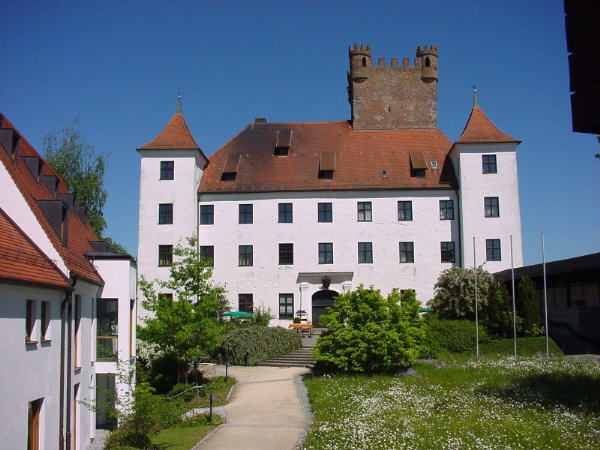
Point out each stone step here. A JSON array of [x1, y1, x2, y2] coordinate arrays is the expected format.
[[259, 347, 317, 368]]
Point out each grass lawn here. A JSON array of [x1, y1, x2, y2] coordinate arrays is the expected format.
[[150, 417, 222, 449], [303, 356, 600, 449]]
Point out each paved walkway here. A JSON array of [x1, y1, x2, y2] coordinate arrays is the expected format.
[[195, 365, 310, 450]]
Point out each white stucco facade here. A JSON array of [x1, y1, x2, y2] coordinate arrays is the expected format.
[[450, 142, 523, 271], [137, 148, 206, 319], [198, 189, 460, 326]]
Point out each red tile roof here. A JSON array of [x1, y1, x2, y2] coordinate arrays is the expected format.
[[0, 208, 71, 288], [0, 114, 103, 286], [457, 106, 519, 144], [138, 112, 203, 150], [200, 121, 457, 193]]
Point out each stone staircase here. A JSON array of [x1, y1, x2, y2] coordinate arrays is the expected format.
[[259, 346, 316, 368]]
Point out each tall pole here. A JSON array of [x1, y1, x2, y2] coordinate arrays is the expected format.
[[542, 232, 549, 358], [511, 235, 517, 357], [473, 237, 479, 358]]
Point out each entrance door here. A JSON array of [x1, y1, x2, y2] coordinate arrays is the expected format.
[[311, 289, 338, 328]]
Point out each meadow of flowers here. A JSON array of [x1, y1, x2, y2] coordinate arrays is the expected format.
[[302, 357, 600, 449]]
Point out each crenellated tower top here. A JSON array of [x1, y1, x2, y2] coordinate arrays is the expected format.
[[347, 43, 439, 130]]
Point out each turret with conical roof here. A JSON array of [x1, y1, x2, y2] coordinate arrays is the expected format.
[[136, 97, 208, 313]]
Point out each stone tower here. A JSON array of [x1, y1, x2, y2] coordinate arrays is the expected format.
[[347, 44, 439, 130]]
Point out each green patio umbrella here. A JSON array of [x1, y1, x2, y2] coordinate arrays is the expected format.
[[222, 311, 253, 317]]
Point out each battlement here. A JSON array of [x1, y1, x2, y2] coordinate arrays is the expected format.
[[349, 43, 371, 56], [416, 45, 438, 56]]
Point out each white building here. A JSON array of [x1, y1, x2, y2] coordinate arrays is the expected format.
[[0, 113, 136, 449], [137, 44, 523, 327]]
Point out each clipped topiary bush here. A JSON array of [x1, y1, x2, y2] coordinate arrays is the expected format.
[[213, 325, 301, 365], [423, 318, 488, 357]]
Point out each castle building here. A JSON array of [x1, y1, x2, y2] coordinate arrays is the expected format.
[[137, 44, 523, 327]]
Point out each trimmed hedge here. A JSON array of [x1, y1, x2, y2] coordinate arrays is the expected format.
[[213, 326, 302, 365], [424, 318, 488, 357]]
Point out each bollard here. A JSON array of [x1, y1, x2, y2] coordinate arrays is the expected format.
[[209, 393, 215, 423], [225, 361, 229, 380]]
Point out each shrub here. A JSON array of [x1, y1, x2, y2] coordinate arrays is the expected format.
[[518, 275, 540, 336], [253, 305, 274, 326], [213, 325, 301, 365], [423, 318, 488, 357], [313, 286, 425, 374]]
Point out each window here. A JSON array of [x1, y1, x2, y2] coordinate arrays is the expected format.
[[439, 200, 454, 220], [41, 301, 50, 341], [200, 205, 214, 224], [221, 172, 236, 181], [200, 246, 214, 266], [399, 242, 414, 263], [486, 239, 501, 261], [26, 299, 36, 342], [319, 243, 333, 264], [398, 201, 413, 221], [279, 294, 294, 319], [412, 168, 425, 178], [358, 242, 373, 264], [97, 298, 118, 361], [158, 203, 173, 224], [318, 202, 332, 222], [239, 294, 253, 313], [278, 203, 293, 223], [318, 170, 334, 179], [158, 245, 173, 266], [129, 300, 135, 358], [28, 398, 43, 450], [160, 161, 174, 180], [357, 202, 372, 222], [484, 197, 500, 217], [239, 204, 253, 224], [239, 245, 253, 266], [279, 243, 293, 265], [482, 155, 497, 174], [441, 241, 455, 263]]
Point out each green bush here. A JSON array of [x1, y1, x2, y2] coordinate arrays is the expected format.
[[213, 325, 301, 365], [424, 318, 488, 357], [313, 287, 425, 374]]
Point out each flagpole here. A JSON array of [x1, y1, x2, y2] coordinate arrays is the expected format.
[[511, 235, 517, 357], [473, 236, 479, 358], [542, 232, 549, 358]]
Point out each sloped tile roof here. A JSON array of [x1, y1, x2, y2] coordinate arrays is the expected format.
[[200, 121, 457, 193], [457, 106, 519, 144], [0, 208, 70, 288], [138, 112, 203, 150], [0, 113, 103, 285]]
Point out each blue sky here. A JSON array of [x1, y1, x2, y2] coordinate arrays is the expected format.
[[2, 1, 598, 265]]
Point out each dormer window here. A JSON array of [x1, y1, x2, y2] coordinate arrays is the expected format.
[[409, 152, 428, 178], [221, 153, 241, 181], [275, 129, 292, 156], [319, 152, 335, 179]]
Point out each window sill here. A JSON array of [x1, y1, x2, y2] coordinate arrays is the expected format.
[[25, 339, 38, 345], [41, 338, 52, 344]]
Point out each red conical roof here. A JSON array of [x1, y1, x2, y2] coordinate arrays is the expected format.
[[457, 106, 519, 144], [139, 112, 201, 150]]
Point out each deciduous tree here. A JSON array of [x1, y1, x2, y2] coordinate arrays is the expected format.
[[138, 236, 228, 382]]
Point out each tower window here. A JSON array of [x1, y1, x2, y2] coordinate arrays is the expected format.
[[160, 161, 174, 180], [425, 57, 431, 67], [362, 57, 366, 67], [484, 197, 500, 217], [482, 155, 497, 174], [158, 245, 173, 266], [486, 239, 501, 261], [158, 203, 173, 224]]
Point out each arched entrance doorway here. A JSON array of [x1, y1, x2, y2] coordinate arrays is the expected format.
[[311, 289, 338, 328]]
